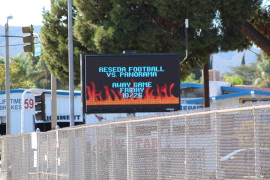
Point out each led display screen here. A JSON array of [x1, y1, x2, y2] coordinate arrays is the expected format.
[[81, 53, 180, 113]]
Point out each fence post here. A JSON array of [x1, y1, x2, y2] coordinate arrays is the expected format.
[[46, 134, 49, 180], [94, 127, 99, 180], [253, 107, 259, 178], [184, 114, 189, 180], [157, 120, 161, 180], [36, 128, 40, 180], [109, 124, 115, 179], [126, 123, 134, 180], [214, 111, 220, 179], [55, 126, 59, 180], [127, 113, 135, 180], [68, 129, 76, 180]]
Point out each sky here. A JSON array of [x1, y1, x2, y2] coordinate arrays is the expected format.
[[0, 0, 51, 26]]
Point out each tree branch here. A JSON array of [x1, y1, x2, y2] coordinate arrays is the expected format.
[[241, 22, 270, 55]]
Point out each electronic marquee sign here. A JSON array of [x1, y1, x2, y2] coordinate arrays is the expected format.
[[81, 53, 180, 113]]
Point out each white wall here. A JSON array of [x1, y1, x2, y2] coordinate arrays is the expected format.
[[209, 81, 231, 97]]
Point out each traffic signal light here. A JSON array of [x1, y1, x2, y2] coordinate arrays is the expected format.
[[22, 25, 35, 54], [35, 93, 46, 120]]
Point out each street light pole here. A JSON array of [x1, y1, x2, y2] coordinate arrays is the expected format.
[[5, 15, 13, 135]]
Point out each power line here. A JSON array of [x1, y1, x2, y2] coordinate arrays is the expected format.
[[0, 35, 38, 38], [0, 42, 41, 48], [0, 44, 25, 47], [248, 49, 260, 56], [0, 35, 24, 38]]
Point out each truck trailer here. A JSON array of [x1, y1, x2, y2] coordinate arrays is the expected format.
[[0, 89, 131, 134]]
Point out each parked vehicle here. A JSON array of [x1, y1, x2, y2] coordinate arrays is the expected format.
[[220, 148, 270, 178]]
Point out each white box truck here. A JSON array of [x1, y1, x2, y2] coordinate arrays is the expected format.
[[0, 89, 130, 135]]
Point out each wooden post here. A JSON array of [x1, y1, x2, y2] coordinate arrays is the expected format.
[[203, 62, 210, 108]]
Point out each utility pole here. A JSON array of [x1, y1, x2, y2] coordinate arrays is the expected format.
[[5, 15, 13, 134], [203, 61, 210, 108], [180, 19, 189, 109], [68, 2, 75, 178], [51, 0, 58, 130], [51, 76, 57, 129], [68, 0, 75, 126]]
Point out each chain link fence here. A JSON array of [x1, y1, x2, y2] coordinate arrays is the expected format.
[[0, 103, 270, 180]]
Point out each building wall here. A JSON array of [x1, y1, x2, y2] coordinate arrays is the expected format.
[[209, 81, 231, 97], [211, 94, 270, 108]]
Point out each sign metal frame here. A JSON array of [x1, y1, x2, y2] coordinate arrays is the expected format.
[[81, 53, 180, 114]]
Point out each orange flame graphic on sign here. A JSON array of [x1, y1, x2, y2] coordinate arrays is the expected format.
[[86, 82, 179, 105]]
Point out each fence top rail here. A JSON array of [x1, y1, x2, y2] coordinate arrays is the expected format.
[[1, 103, 270, 136], [72, 103, 270, 129]]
